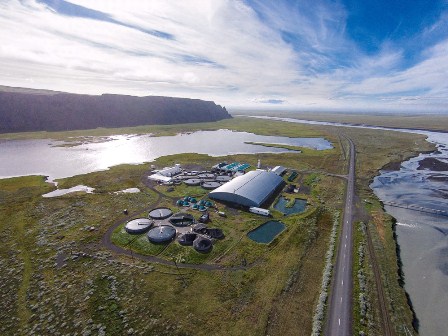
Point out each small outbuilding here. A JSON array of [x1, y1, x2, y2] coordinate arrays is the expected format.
[[271, 166, 286, 176]]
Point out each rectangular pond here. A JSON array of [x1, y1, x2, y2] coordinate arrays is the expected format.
[[247, 220, 286, 244]]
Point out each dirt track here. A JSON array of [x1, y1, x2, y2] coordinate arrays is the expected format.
[[365, 220, 395, 336]]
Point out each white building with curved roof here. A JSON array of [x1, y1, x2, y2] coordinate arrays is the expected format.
[[209, 170, 284, 207]]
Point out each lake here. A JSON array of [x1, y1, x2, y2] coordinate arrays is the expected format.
[[0, 129, 332, 182]]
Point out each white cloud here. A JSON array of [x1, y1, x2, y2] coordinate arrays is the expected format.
[[0, 0, 447, 112]]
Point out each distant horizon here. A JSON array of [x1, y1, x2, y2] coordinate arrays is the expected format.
[[2, 83, 448, 116], [1, 1, 447, 113]]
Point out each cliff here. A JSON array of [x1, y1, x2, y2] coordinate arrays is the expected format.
[[0, 87, 231, 133]]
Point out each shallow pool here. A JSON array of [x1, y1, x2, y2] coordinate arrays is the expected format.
[[274, 197, 307, 215], [247, 221, 286, 244]]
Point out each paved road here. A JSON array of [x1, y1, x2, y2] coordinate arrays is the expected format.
[[325, 136, 355, 336]]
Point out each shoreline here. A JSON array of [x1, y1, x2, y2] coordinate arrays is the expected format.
[[369, 131, 446, 335], [233, 114, 448, 134], [386, 208, 420, 332], [237, 114, 448, 135]]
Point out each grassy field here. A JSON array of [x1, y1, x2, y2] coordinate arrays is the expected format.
[[234, 110, 448, 133], [0, 117, 433, 335], [0, 115, 343, 143]]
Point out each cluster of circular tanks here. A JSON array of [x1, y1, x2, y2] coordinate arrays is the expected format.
[[178, 172, 231, 190], [124, 207, 224, 253], [176, 197, 214, 211]]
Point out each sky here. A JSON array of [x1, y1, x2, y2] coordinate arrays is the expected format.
[[0, 0, 447, 112]]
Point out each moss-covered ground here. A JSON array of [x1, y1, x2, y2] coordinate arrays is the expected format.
[[0, 116, 433, 335]]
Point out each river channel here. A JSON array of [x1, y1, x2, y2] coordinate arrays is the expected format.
[[248, 115, 448, 336]]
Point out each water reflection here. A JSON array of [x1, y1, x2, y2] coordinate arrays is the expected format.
[[0, 129, 332, 181], [371, 136, 448, 336], [249, 115, 448, 335]]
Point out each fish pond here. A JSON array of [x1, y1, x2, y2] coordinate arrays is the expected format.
[[247, 220, 286, 244], [274, 197, 307, 215]]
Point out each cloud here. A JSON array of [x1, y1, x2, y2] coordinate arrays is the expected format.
[[37, 0, 175, 40], [0, 0, 447, 112]]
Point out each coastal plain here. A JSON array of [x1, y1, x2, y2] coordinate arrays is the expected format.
[[0, 116, 434, 335]]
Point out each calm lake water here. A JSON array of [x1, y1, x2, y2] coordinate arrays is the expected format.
[[0, 129, 332, 182], [250, 115, 448, 336]]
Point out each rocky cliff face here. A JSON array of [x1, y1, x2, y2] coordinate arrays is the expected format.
[[0, 88, 231, 133]]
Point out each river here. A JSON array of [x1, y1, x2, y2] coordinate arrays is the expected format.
[[246, 115, 448, 336]]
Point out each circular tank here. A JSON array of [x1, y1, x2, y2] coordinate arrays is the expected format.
[[207, 228, 224, 239], [184, 179, 202, 186], [125, 218, 153, 234], [148, 207, 173, 220], [177, 233, 197, 246], [169, 212, 195, 226], [147, 225, 176, 243], [216, 175, 232, 182], [201, 181, 221, 190], [193, 223, 208, 234], [197, 173, 215, 179], [193, 236, 213, 253]]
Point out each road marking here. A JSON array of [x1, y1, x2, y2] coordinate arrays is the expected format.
[[338, 318, 341, 326], [341, 280, 344, 285], [340, 297, 343, 303], [344, 243, 346, 248]]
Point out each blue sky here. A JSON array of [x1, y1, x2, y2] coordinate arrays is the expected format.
[[0, 0, 447, 112]]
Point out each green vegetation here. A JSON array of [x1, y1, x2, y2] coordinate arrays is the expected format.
[[0, 116, 434, 335], [352, 222, 377, 335], [235, 110, 448, 133], [0, 116, 325, 141]]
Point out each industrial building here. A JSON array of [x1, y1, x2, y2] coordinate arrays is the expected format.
[[209, 170, 284, 207], [158, 164, 182, 177], [271, 166, 286, 176], [148, 164, 182, 182]]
